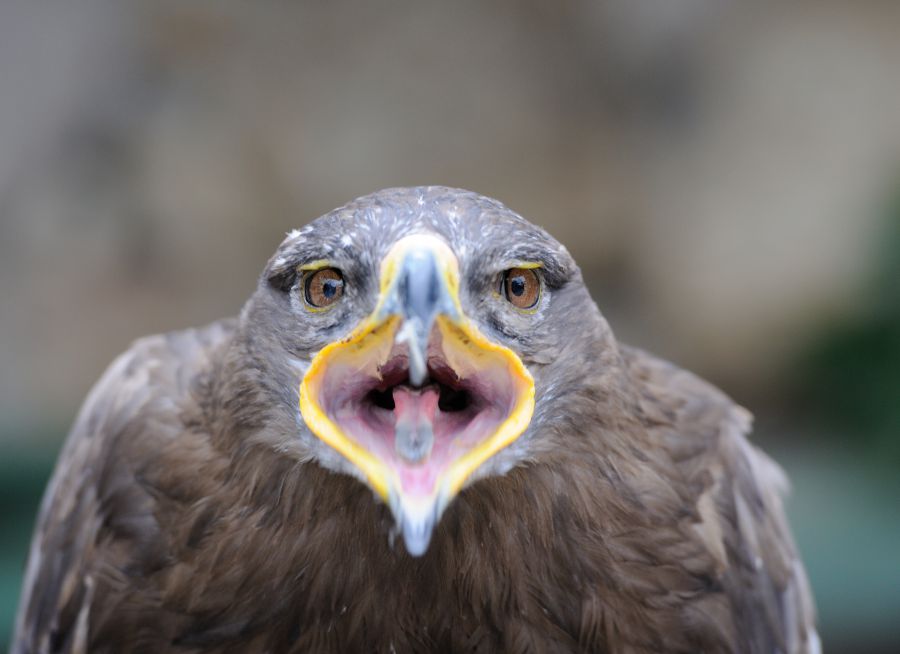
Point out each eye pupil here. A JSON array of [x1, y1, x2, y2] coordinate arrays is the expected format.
[[503, 268, 540, 309], [510, 277, 526, 296], [304, 268, 344, 308]]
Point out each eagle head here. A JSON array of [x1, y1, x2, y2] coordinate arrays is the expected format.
[[244, 187, 599, 555]]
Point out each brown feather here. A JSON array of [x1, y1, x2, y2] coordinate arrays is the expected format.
[[12, 188, 818, 654], [13, 327, 818, 653]]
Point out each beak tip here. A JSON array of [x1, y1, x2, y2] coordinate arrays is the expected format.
[[392, 491, 441, 557], [401, 517, 434, 557], [408, 365, 428, 388], [394, 319, 430, 386]]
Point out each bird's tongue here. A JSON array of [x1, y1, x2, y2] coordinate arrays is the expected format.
[[391, 385, 440, 495]]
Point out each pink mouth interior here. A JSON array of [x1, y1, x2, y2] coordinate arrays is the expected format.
[[319, 330, 516, 497]]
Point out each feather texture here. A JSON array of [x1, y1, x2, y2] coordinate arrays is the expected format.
[[12, 187, 818, 653], [13, 330, 818, 653]]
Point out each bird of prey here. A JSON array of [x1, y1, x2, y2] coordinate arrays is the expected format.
[[13, 187, 819, 654]]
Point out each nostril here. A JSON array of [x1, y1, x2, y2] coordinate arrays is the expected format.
[[367, 388, 395, 411], [438, 386, 470, 412]]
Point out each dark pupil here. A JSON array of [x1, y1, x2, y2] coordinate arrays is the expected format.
[[510, 276, 526, 297], [322, 279, 341, 298]]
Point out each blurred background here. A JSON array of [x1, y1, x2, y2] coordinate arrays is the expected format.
[[1, 0, 898, 651]]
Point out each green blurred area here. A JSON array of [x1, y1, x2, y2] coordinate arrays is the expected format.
[[776, 444, 900, 652], [0, 440, 55, 652], [797, 192, 900, 468]]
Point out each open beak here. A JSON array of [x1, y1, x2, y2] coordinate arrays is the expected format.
[[299, 234, 535, 555]]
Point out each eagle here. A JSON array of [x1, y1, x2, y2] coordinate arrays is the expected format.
[[13, 187, 819, 654]]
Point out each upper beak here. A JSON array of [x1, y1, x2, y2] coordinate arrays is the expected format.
[[299, 234, 534, 555], [377, 240, 459, 387]]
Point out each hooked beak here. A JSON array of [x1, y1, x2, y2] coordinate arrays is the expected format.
[[299, 234, 535, 555], [377, 239, 459, 387]]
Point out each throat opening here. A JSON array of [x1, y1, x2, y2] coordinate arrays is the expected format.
[[367, 387, 395, 411], [438, 386, 470, 412], [365, 383, 472, 414]]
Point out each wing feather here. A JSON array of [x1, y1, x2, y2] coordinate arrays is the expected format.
[[624, 346, 820, 654], [12, 321, 234, 654]]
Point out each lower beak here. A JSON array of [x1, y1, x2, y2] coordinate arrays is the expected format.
[[299, 234, 534, 555]]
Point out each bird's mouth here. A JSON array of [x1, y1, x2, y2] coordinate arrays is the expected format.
[[299, 235, 534, 555]]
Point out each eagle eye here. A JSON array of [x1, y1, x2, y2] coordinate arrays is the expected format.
[[502, 268, 540, 310], [304, 268, 344, 308]]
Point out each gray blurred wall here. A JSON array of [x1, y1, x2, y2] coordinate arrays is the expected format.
[[2, 0, 899, 433]]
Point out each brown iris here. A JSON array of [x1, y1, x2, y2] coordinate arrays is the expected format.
[[304, 268, 344, 308], [503, 268, 540, 309]]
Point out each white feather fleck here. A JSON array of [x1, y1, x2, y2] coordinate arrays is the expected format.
[[808, 631, 822, 654]]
